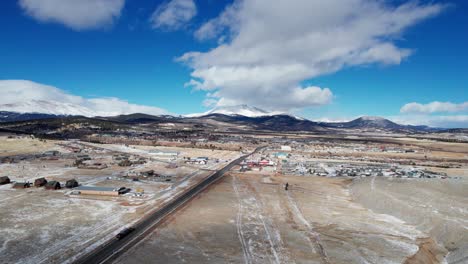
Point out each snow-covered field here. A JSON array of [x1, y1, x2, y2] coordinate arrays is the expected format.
[[0, 185, 135, 264], [0, 139, 241, 263], [352, 176, 468, 264], [115, 174, 450, 264]]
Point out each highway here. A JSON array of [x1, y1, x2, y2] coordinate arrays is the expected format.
[[73, 147, 262, 264]]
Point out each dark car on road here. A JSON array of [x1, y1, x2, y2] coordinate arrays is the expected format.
[[116, 227, 135, 240]]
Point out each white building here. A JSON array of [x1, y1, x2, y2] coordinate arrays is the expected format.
[[150, 149, 180, 156], [281, 146, 292, 151]]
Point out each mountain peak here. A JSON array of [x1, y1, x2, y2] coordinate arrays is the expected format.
[[359, 116, 386, 121], [186, 104, 283, 118], [348, 116, 401, 129]]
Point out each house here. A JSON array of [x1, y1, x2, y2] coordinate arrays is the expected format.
[[34, 177, 48, 187], [45, 181, 61, 190], [13, 182, 30, 189], [0, 176, 11, 185], [194, 157, 209, 164], [65, 179, 79, 188]]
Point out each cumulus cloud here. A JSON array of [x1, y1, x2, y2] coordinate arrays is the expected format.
[[401, 101, 468, 114], [18, 0, 125, 30], [180, 0, 446, 111], [150, 0, 197, 30], [391, 115, 468, 128], [0, 80, 170, 117]]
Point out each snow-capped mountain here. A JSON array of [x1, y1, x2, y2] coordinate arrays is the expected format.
[[346, 116, 401, 129], [321, 116, 442, 132], [0, 100, 441, 131], [0, 99, 169, 118], [0, 100, 95, 117], [186, 104, 287, 118]]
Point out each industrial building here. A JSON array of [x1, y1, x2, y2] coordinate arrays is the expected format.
[[150, 149, 180, 160], [150, 149, 180, 157], [72, 186, 128, 196]]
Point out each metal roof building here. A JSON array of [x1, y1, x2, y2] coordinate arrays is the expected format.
[[73, 186, 123, 196]]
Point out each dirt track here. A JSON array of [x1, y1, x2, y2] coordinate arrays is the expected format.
[[115, 173, 463, 264]]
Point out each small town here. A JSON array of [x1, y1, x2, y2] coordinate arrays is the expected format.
[[1, 1, 467, 264]]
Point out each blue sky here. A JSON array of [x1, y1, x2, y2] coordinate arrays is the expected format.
[[0, 0, 467, 127]]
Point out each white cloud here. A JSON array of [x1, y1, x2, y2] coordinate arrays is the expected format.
[[18, 0, 125, 30], [401, 101, 468, 114], [194, 1, 239, 41], [0, 80, 170, 117], [150, 0, 197, 30], [314, 117, 356, 123], [391, 114, 468, 128], [180, 0, 446, 111]]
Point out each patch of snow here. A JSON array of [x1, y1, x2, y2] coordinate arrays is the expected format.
[[186, 104, 305, 120], [0, 100, 95, 117], [360, 116, 386, 121]]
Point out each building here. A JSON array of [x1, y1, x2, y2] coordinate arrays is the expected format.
[[45, 181, 61, 190], [140, 170, 157, 177], [13, 182, 30, 189], [78, 162, 108, 170], [65, 179, 79, 188], [186, 157, 208, 165], [0, 176, 11, 185], [193, 157, 209, 164], [166, 163, 178, 169], [118, 160, 133, 167], [43, 150, 60, 156], [150, 149, 180, 157], [34, 178, 47, 187], [259, 159, 275, 166], [275, 152, 288, 159], [72, 186, 127, 196], [281, 146, 292, 151]]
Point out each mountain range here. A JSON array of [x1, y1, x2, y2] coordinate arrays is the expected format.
[[186, 104, 286, 118], [0, 101, 451, 133]]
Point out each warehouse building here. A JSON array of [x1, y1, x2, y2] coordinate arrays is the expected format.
[[150, 149, 180, 161], [150, 149, 180, 157], [73, 186, 128, 196]]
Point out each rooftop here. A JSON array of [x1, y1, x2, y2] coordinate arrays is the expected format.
[[74, 186, 118, 192]]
